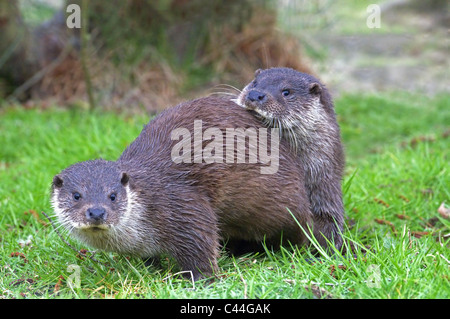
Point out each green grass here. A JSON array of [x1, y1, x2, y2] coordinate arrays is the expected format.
[[0, 92, 449, 299], [19, 0, 59, 28]]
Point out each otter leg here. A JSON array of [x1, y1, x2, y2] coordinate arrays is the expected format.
[[309, 181, 344, 251], [175, 253, 218, 281], [286, 215, 314, 249], [311, 214, 343, 252], [165, 205, 220, 281], [170, 234, 219, 281]]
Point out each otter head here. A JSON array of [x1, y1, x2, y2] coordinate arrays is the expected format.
[[50, 159, 136, 250], [235, 67, 334, 133]]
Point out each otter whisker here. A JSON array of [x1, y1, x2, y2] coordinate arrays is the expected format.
[[214, 83, 242, 94], [44, 212, 58, 218], [276, 118, 283, 140], [286, 125, 299, 154], [53, 221, 69, 233], [208, 91, 239, 98]]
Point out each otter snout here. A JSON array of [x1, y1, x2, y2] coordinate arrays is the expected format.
[[86, 207, 107, 225], [246, 90, 267, 104]]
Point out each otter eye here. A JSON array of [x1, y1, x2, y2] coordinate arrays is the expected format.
[[282, 89, 290, 97], [73, 192, 81, 201], [110, 193, 117, 202]]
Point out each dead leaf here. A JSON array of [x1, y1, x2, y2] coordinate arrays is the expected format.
[[374, 218, 396, 234], [438, 202, 449, 219], [329, 264, 347, 279], [410, 231, 430, 238], [421, 188, 434, 196], [10, 252, 28, 263], [420, 216, 440, 228], [18, 235, 33, 247], [395, 214, 410, 220], [374, 198, 390, 208], [442, 129, 450, 139], [10, 278, 36, 287], [304, 285, 333, 299], [402, 135, 436, 148], [24, 210, 48, 226], [54, 275, 64, 294]]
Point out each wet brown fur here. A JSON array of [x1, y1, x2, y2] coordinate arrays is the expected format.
[[236, 67, 345, 250], [52, 96, 312, 280]]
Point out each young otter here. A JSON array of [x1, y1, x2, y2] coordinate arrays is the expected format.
[[51, 96, 313, 280], [234, 67, 345, 250]]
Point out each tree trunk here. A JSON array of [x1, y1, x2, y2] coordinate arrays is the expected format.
[[0, 2, 36, 99]]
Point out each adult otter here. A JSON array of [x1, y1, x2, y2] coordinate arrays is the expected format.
[[234, 68, 345, 250], [51, 96, 314, 281]]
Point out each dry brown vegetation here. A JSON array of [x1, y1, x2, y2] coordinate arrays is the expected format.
[[1, 0, 311, 112]]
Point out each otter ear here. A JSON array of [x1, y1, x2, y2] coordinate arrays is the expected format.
[[52, 175, 63, 188], [309, 82, 322, 96], [254, 69, 262, 77], [120, 172, 129, 186]]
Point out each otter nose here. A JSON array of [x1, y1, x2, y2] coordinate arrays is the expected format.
[[247, 90, 266, 103], [86, 207, 107, 224]]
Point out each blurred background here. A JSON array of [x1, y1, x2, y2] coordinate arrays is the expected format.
[[0, 0, 448, 112]]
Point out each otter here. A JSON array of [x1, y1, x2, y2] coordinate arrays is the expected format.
[[234, 67, 345, 250], [51, 96, 314, 281]]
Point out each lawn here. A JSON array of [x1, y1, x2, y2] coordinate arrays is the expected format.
[[0, 92, 449, 299]]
